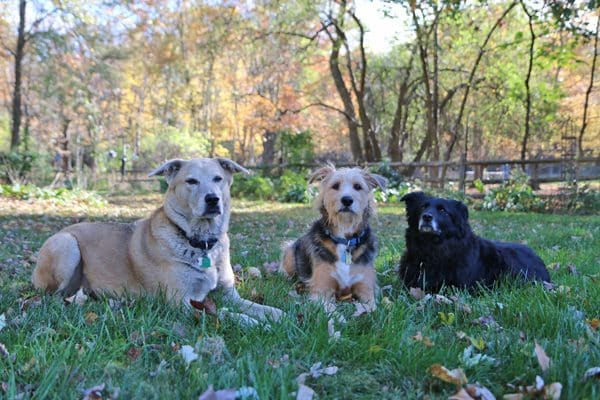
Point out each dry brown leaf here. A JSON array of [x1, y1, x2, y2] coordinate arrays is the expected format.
[[534, 341, 551, 372], [409, 287, 425, 300], [84, 312, 98, 325], [0, 343, 9, 358], [504, 376, 561, 400], [412, 331, 434, 347], [465, 383, 496, 400], [247, 267, 262, 278], [586, 318, 600, 331], [126, 347, 142, 362], [449, 387, 476, 400], [429, 364, 468, 386]]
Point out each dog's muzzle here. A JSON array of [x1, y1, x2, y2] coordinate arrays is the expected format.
[[203, 193, 222, 217], [418, 213, 441, 235]]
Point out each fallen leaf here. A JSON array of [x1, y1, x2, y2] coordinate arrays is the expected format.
[[232, 264, 242, 273], [196, 336, 227, 363], [190, 298, 217, 316], [81, 383, 105, 400], [198, 385, 236, 400], [504, 375, 561, 400], [327, 318, 340, 340], [428, 364, 468, 386], [548, 262, 560, 271], [464, 383, 496, 400], [471, 315, 500, 330], [586, 318, 600, 332], [542, 281, 556, 291], [534, 341, 551, 372], [409, 287, 425, 300], [247, 267, 262, 278], [126, 347, 142, 362], [434, 294, 453, 305], [263, 261, 279, 273], [458, 303, 472, 314], [179, 345, 198, 366], [0, 343, 9, 358], [448, 387, 475, 400], [65, 288, 88, 306], [583, 367, 600, 380], [0, 314, 5, 331], [172, 322, 186, 338], [296, 384, 315, 400], [412, 331, 434, 347], [84, 312, 98, 325], [462, 345, 496, 367], [567, 264, 578, 275], [438, 311, 455, 325], [352, 302, 373, 317]]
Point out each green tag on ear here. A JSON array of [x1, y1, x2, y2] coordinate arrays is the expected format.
[[200, 256, 211, 268]]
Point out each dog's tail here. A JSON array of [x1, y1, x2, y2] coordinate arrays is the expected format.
[[279, 241, 296, 278], [32, 232, 84, 296]]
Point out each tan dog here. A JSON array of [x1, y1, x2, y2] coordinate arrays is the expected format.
[[32, 158, 282, 323], [281, 165, 386, 311]]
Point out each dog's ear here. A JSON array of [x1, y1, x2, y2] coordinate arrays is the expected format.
[[363, 172, 387, 190], [454, 200, 469, 221], [401, 191, 427, 207], [309, 165, 335, 184], [217, 158, 249, 175], [148, 159, 185, 184]]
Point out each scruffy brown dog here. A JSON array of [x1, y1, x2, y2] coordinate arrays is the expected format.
[[281, 165, 386, 311]]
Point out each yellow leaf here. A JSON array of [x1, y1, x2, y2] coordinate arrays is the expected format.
[[469, 336, 486, 351], [586, 318, 600, 331], [85, 312, 99, 325], [438, 312, 455, 325], [428, 363, 467, 386]]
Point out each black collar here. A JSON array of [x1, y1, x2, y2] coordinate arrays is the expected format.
[[172, 222, 218, 251], [323, 227, 368, 249]]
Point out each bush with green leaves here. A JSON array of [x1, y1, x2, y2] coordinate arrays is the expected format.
[[480, 170, 545, 212], [230, 173, 274, 200], [563, 184, 600, 214], [0, 184, 107, 207], [274, 170, 310, 203], [0, 151, 38, 184]]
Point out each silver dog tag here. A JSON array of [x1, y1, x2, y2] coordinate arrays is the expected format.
[[344, 251, 351, 265]]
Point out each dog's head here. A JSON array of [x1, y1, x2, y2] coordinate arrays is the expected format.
[[149, 157, 248, 220], [310, 164, 386, 234], [401, 192, 469, 239]]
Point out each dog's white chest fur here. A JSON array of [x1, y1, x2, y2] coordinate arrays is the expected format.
[[331, 244, 364, 289]]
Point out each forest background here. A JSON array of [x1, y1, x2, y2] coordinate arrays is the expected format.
[[0, 0, 598, 190]]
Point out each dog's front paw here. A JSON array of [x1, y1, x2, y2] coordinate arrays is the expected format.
[[263, 305, 284, 321]]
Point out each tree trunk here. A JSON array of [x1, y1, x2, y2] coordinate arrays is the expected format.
[[261, 130, 277, 166], [10, 0, 27, 150], [578, 13, 599, 157], [520, 1, 535, 163]]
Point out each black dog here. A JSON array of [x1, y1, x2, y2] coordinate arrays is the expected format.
[[398, 192, 550, 291]]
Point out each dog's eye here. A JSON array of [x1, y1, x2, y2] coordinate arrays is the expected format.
[[213, 176, 223, 183], [185, 178, 199, 185], [331, 182, 340, 190], [437, 205, 447, 214], [353, 183, 362, 191]]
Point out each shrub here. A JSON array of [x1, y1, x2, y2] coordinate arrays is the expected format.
[[0, 184, 107, 207], [275, 170, 310, 203], [563, 184, 600, 214], [231, 173, 274, 200], [0, 151, 37, 184], [480, 169, 545, 212]]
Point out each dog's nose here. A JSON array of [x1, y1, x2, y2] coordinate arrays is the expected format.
[[422, 213, 433, 222], [205, 193, 220, 206], [341, 196, 354, 207]]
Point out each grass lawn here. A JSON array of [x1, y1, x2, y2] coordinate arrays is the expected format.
[[0, 193, 599, 399]]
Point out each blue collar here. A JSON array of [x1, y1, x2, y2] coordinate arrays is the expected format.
[[324, 228, 368, 249]]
